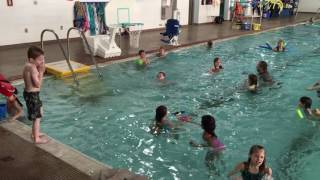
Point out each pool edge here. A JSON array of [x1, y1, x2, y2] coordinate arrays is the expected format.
[[0, 120, 147, 179]]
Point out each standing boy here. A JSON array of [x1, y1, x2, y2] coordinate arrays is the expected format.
[[23, 46, 47, 144]]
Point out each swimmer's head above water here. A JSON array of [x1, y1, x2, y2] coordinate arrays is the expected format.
[[157, 71, 166, 81], [299, 96, 312, 110], [256, 61, 268, 74], [248, 74, 258, 92]]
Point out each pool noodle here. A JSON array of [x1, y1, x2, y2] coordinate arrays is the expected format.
[[296, 108, 304, 119], [258, 42, 273, 50]]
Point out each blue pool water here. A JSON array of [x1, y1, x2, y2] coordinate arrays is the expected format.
[[16, 23, 320, 179]]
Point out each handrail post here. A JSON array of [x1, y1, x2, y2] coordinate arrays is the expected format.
[[40, 29, 79, 86], [67, 27, 103, 78]]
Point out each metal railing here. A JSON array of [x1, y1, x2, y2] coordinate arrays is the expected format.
[[40, 29, 79, 86], [66, 27, 103, 78]]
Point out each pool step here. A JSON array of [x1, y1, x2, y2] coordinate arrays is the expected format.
[[45, 60, 90, 78]]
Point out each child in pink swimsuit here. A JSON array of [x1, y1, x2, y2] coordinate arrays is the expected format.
[[190, 115, 225, 151]]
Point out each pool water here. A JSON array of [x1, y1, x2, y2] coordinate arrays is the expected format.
[[18, 23, 320, 179]]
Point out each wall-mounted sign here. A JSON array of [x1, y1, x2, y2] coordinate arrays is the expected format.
[[7, 0, 13, 6]]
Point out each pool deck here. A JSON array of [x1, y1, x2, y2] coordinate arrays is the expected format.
[[0, 120, 147, 180], [0, 13, 316, 81], [0, 13, 317, 179]]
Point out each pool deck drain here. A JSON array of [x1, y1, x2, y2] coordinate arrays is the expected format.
[[0, 120, 147, 180]]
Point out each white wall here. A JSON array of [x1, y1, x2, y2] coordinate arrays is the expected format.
[[193, 0, 220, 24], [0, 0, 189, 46], [298, 0, 320, 13], [106, 0, 189, 29], [177, 0, 190, 25], [0, 0, 79, 46]]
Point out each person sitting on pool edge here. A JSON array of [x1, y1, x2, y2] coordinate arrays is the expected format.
[[210, 57, 223, 73], [136, 49, 150, 65], [297, 96, 320, 120], [157, 46, 166, 58], [256, 61, 273, 84], [157, 71, 166, 81], [0, 74, 23, 121]]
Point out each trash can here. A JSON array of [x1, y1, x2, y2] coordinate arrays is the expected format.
[[252, 23, 261, 31], [0, 103, 7, 120], [241, 22, 251, 30]]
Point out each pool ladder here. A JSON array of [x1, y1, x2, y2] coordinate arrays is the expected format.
[[40, 28, 102, 86]]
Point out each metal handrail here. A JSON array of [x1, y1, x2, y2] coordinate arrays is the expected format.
[[40, 29, 79, 86], [66, 27, 103, 78]]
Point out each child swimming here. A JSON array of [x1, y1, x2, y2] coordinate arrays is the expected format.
[[157, 46, 166, 57], [190, 115, 225, 151], [156, 72, 166, 81], [136, 49, 150, 65], [256, 61, 273, 84], [228, 145, 272, 180], [247, 74, 258, 92], [210, 57, 223, 73], [297, 96, 320, 119], [306, 81, 320, 98], [150, 105, 173, 135], [273, 39, 286, 52], [207, 40, 213, 49], [260, 39, 286, 52]]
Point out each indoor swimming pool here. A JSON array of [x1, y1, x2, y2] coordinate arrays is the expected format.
[[16, 23, 320, 179]]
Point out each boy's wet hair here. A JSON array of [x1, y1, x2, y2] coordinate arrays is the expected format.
[[159, 46, 165, 50], [138, 49, 145, 56], [248, 74, 258, 86], [258, 61, 268, 71], [27, 46, 44, 59], [300, 96, 312, 109], [157, 71, 166, 77], [201, 115, 217, 137], [155, 105, 167, 123]]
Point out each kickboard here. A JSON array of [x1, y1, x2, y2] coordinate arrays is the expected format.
[[45, 60, 90, 78]]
